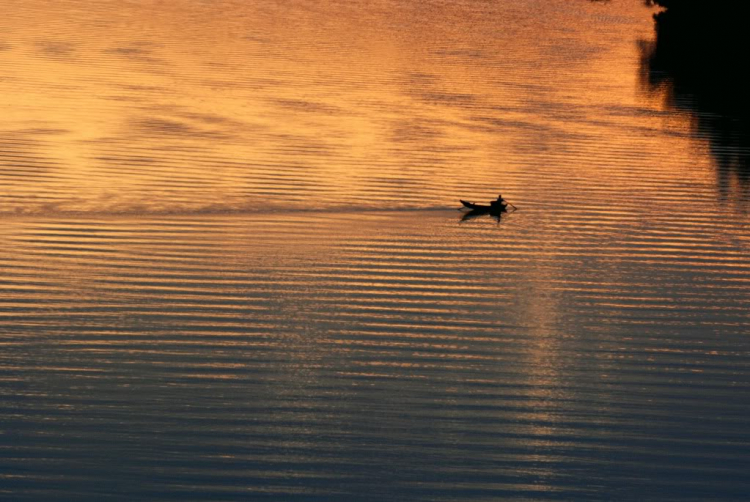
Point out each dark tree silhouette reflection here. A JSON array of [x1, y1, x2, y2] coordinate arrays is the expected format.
[[640, 1, 749, 202]]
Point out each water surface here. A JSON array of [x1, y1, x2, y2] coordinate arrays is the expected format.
[[1, 1, 749, 500]]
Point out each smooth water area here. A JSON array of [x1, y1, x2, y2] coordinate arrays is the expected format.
[[1, 1, 749, 500]]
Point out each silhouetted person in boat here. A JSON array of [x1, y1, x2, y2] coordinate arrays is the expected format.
[[490, 194, 507, 211]]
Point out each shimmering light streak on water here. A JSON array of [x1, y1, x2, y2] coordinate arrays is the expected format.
[[1, 0, 749, 500]]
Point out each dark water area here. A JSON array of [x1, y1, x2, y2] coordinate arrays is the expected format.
[[640, 2, 750, 200], [2, 1, 750, 500]]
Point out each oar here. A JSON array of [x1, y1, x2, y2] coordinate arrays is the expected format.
[[507, 201, 518, 210]]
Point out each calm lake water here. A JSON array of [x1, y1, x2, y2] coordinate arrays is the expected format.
[[1, 0, 749, 500]]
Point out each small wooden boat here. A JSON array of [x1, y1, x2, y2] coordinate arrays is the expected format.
[[460, 200, 507, 212]]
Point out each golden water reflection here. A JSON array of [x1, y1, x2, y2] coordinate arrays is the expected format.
[[1, 0, 717, 219]]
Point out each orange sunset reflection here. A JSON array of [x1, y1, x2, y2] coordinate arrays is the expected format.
[[1, 0, 718, 220]]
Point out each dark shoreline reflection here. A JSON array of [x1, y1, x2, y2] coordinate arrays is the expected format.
[[639, 6, 750, 202]]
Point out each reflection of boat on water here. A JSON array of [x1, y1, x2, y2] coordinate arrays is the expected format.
[[460, 208, 500, 222]]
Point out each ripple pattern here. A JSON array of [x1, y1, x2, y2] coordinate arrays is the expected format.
[[2, 211, 750, 500], [1, 0, 750, 500]]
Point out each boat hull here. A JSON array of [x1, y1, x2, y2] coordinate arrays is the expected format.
[[460, 200, 507, 213]]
